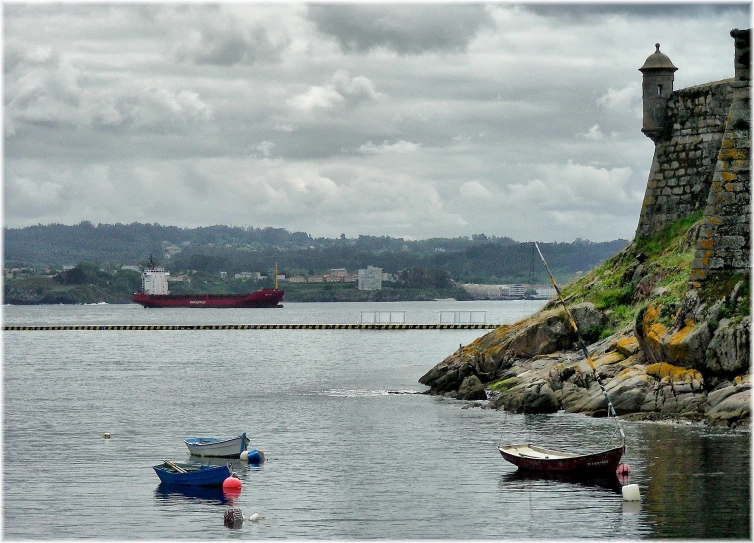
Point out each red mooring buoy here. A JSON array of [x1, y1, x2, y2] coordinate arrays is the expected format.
[[222, 475, 242, 499], [223, 475, 242, 489], [617, 463, 631, 476]]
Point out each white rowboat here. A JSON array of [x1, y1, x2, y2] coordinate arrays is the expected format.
[[184, 433, 250, 458]]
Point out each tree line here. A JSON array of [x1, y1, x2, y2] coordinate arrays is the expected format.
[[4, 222, 627, 286]]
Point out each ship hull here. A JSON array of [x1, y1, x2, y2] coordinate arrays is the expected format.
[[132, 289, 284, 308]]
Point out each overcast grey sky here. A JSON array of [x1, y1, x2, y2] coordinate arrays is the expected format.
[[3, 2, 750, 241]]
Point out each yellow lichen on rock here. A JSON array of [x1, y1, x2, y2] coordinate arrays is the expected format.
[[668, 323, 696, 343], [646, 322, 668, 344], [615, 336, 640, 357], [642, 304, 668, 356], [663, 321, 697, 362], [644, 305, 660, 322], [595, 351, 626, 366], [646, 362, 702, 384]]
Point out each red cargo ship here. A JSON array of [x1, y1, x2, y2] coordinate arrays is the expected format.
[[132, 256, 284, 308]]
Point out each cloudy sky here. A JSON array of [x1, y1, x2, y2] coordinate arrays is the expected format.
[[3, 2, 750, 242]]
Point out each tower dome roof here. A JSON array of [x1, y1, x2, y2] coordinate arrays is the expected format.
[[640, 43, 678, 71]]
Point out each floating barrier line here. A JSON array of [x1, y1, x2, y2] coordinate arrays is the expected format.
[[2, 323, 499, 331]]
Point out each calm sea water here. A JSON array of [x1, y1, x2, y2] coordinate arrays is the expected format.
[[3, 301, 750, 539]]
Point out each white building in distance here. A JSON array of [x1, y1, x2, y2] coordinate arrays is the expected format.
[[358, 266, 383, 291]]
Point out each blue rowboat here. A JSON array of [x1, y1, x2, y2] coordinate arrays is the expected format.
[[153, 460, 231, 486], [184, 432, 250, 458]]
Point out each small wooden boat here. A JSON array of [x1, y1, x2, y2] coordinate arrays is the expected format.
[[153, 460, 231, 486], [498, 243, 626, 473], [498, 443, 625, 473], [184, 433, 250, 458]]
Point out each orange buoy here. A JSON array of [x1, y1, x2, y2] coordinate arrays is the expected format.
[[223, 475, 242, 489], [222, 475, 242, 499]]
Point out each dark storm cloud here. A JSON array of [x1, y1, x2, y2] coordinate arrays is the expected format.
[[306, 4, 495, 54], [523, 3, 750, 21], [3, 3, 750, 241], [172, 6, 291, 65]]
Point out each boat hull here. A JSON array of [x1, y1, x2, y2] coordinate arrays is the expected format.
[[132, 289, 284, 308], [153, 462, 231, 486], [498, 443, 625, 473], [185, 434, 251, 458]]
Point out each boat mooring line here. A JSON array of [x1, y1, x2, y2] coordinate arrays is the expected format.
[[3, 323, 499, 331]]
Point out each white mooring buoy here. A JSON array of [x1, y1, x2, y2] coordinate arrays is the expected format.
[[622, 483, 641, 501]]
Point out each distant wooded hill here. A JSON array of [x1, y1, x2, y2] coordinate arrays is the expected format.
[[3, 222, 628, 285]]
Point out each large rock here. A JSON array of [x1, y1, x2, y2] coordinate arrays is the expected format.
[[706, 379, 751, 426], [561, 381, 609, 416], [505, 310, 573, 358], [663, 321, 713, 369], [645, 362, 705, 405], [521, 380, 558, 413], [570, 302, 607, 342], [457, 375, 487, 401], [605, 367, 656, 414], [635, 303, 716, 370], [614, 335, 640, 358], [557, 381, 593, 413], [497, 379, 559, 414], [705, 317, 751, 375]]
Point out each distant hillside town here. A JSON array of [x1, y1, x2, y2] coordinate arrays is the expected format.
[[461, 283, 556, 300], [117, 261, 557, 300]]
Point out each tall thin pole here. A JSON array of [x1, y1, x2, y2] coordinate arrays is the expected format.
[[534, 242, 625, 447]]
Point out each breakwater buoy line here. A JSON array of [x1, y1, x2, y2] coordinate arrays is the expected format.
[[3, 323, 500, 331]]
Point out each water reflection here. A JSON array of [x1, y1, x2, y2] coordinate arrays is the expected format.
[[500, 469, 622, 493], [633, 424, 751, 539], [154, 483, 232, 506]]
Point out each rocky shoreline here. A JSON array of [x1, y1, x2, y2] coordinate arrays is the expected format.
[[419, 291, 750, 428], [420, 28, 752, 430]]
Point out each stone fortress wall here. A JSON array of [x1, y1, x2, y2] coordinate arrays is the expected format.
[[635, 83, 734, 236], [634, 29, 750, 283]]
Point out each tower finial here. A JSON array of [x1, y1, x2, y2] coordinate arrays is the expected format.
[[655, 43, 661, 52]]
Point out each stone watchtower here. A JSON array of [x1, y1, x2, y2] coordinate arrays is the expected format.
[[639, 43, 677, 142], [632, 29, 750, 285], [635, 33, 743, 239]]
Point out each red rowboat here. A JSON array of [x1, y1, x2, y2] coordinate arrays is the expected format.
[[498, 243, 626, 474], [498, 443, 625, 472]]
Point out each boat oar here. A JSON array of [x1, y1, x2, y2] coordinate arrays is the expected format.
[[534, 242, 625, 447], [163, 460, 187, 473]]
